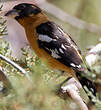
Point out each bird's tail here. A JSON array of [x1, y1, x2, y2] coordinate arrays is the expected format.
[[75, 71, 96, 102]]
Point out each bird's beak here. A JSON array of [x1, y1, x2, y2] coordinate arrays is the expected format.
[[5, 9, 19, 18]]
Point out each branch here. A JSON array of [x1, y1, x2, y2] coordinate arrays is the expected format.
[[0, 54, 32, 82], [61, 78, 88, 110], [86, 43, 101, 66]]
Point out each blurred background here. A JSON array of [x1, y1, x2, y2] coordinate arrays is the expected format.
[[2, 0, 101, 54]]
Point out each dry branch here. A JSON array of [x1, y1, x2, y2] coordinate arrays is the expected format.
[[86, 43, 101, 66], [61, 78, 88, 110], [0, 54, 32, 82]]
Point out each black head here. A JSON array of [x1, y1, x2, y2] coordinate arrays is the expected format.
[[5, 3, 41, 20]]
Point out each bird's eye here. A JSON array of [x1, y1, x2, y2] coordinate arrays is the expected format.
[[33, 8, 41, 14]]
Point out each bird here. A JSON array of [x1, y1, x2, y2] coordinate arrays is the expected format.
[[5, 3, 96, 102]]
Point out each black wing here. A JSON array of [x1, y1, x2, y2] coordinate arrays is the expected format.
[[36, 21, 82, 70], [36, 21, 97, 100]]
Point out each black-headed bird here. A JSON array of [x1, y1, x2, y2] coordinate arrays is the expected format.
[[5, 3, 96, 102]]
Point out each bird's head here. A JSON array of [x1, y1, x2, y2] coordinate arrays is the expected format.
[[5, 3, 48, 26]]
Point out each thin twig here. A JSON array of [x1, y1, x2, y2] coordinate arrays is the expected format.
[[0, 54, 32, 82]]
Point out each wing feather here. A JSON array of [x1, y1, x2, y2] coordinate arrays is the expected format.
[[36, 21, 82, 70]]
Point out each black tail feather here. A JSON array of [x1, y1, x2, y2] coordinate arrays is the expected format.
[[76, 71, 96, 102]]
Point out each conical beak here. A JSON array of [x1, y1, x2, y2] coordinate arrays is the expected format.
[[5, 9, 19, 18]]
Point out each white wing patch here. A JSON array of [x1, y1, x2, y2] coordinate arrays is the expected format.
[[76, 65, 81, 68], [38, 34, 53, 42], [55, 36, 59, 39], [51, 49, 61, 58], [61, 44, 66, 50], [59, 48, 64, 54], [70, 63, 76, 67], [70, 63, 81, 68]]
